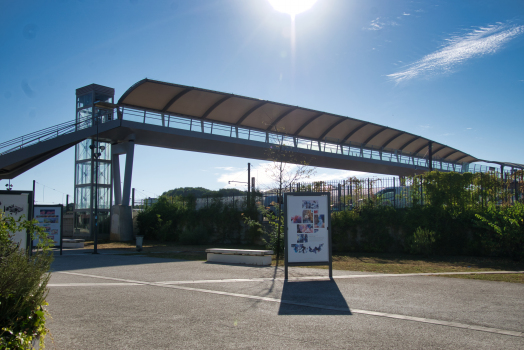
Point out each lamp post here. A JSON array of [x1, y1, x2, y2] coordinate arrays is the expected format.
[[5, 180, 13, 191], [89, 113, 105, 254]]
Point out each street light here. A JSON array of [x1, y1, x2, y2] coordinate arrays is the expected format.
[[5, 180, 13, 191]]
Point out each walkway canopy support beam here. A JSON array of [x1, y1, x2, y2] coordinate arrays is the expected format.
[[428, 141, 433, 171], [112, 152, 122, 205]]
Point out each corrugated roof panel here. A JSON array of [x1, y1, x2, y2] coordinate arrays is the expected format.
[[349, 124, 382, 145], [386, 133, 414, 150], [300, 114, 337, 139], [369, 129, 400, 148], [168, 90, 224, 118], [243, 103, 291, 130], [324, 119, 357, 141], [116, 79, 480, 165], [273, 109, 314, 135], [207, 97, 257, 124], [404, 138, 428, 155], [124, 82, 183, 111], [432, 145, 449, 158], [446, 152, 467, 162]]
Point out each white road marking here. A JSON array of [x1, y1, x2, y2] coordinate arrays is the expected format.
[[56, 271, 523, 338], [48, 282, 142, 287], [156, 270, 524, 284]]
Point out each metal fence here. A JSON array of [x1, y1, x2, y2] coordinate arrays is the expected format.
[[134, 172, 524, 212]]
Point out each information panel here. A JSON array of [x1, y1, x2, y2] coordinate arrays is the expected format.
[[33, 205, 63, 249], [284, 192, 332, 280], [0, 191, 33, 249]]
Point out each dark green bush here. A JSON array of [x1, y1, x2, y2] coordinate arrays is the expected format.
[[242, 213, 265, 244], [136, 195, 262, 244], [331, 171, 524, 259], [0, 214, 54, 349], [408, 227, 436, 256], [474, 202, 524, 260], [259, 205, 284, 255], [178, 224, 210, 245]]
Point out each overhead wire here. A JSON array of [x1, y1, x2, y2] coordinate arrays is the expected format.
[[35, 181, 69, 204]]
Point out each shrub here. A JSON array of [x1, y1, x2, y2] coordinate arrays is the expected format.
[[330, 186, 524, 259], [241, 214, 265, 244], [136, 195, 261, 244], [178, 224, 210, 245], [474, 202, 524, 260], [0, 213, 54, 349], [408, 227, 436, 256], [331, 209, 359, 252], [260, 205, 284, 256]]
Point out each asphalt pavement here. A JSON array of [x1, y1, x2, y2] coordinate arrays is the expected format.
[[45, 250, 524, 349]]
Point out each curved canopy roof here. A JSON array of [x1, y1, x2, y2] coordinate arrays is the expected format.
[[119, 79, 478, 164]]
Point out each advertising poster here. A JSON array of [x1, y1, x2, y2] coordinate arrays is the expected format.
[[285, 193, 330, 264], [0, 191, 31, 249], [33, 205, 62, 247]]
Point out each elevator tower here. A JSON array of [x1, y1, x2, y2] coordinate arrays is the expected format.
[[74, 84, 114, 239]]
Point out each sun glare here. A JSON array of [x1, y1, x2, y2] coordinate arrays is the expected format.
[[268, 0, 318, 16]]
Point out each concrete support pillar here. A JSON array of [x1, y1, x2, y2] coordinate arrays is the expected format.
[[112, 154, 122, 205], [110, 136, 135, 241], [122, 140, 135, 206]]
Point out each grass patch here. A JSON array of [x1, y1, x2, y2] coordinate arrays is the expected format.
[[83, 240, 261, 253], [328, 253, 524, 274], [83, 242, 524, 283], [438, 273, 524, 284], [271, 252, 524, 283], [84, 240, 260, 261], [273, 252, 523, 273]]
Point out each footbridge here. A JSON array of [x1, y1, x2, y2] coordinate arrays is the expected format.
[[0, 79, 499, 179], [1, 79, 521, 240]]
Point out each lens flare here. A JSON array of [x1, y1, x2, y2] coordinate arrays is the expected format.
[[268, 0, 318, 16]]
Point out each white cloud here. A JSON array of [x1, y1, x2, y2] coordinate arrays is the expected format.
[[363, 17, 399, 31], [215, 163, 378, 191], [387, 22, 524, 84], [365, 17, 383, 31], [215, 166, 239, 171], [403, 13, 410, 16]]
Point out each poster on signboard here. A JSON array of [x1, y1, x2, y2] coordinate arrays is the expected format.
[[285, 193, 331, 264], [0, 191, 32, 249], [33, 205, 62, 248]]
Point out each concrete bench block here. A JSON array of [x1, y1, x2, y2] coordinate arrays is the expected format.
[[205, 248, 273, 266], [62, 239, 85, 248]]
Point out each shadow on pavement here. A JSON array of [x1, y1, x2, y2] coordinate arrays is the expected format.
[[50, 250, 203, 272], [278, 280, 352, 315]]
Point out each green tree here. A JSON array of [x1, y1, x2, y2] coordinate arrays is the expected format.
[[1, 213, 54, 349], [162, 187, 245, 198], [264, 136, 316, 261]]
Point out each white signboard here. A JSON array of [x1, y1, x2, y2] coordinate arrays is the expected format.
[[0, 192, 31, 249], [33, 205, 62, 246], [285, 193, 330, 263]]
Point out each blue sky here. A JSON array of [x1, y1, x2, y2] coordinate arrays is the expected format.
[[1, 0, 523, 204]]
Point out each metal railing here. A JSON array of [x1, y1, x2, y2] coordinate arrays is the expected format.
[[0, 117, 92, 156], [0, 105, 509, 176], [120, 107, 467, 173]]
